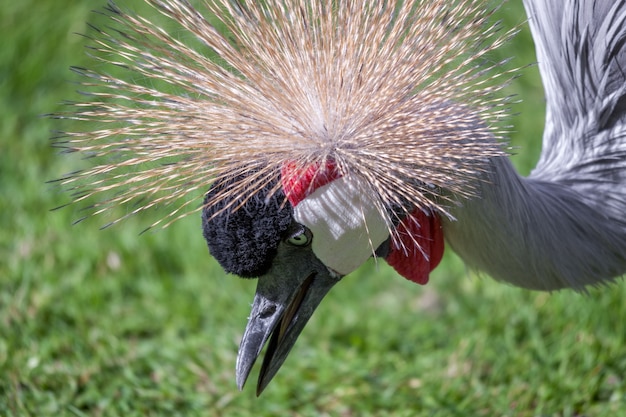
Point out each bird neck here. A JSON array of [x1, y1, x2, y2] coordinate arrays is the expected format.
[[443, 156, 626, 290]]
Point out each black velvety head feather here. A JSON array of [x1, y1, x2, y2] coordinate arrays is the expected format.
[[202, 176, 293, 278]]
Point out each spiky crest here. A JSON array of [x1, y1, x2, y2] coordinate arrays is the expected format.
[[54, 0, 514, 234]]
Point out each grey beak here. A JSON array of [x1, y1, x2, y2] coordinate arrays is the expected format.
[[235, 243, 340, 395]]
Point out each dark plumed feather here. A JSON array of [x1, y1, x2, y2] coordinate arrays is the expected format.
[[202, 176, 293, 278]]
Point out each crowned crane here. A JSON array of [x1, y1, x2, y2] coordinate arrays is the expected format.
[[56, 0, 626, 395]]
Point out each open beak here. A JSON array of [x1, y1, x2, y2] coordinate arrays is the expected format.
[[235, 245, 340, 395]]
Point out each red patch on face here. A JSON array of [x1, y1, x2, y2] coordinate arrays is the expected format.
[[281, 159, 444, 284], [281, 159, 341, 206], [385, 209, 444, 285]]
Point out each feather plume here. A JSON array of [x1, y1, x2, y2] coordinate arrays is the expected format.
[[54, 0, 515, 232]]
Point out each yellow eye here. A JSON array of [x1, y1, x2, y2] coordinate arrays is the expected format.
[[287, 230, 311, 246]]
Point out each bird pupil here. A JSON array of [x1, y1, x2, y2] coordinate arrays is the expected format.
[[287, 230, 310, 246]]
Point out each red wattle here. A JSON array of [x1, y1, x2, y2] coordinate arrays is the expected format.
[[281, 160, 340, 206], [385, 208, 444, 285], [281, 160, 444, 284]]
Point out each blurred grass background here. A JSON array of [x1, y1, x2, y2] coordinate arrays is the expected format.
[[1, 0, 626, 416]]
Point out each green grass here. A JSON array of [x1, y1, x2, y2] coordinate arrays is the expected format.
[[2, 0, 626, 416]]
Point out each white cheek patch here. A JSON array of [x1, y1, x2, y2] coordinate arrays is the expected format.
[[293, 177, 390, 275]]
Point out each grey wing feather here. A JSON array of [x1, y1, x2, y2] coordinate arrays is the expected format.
[[444, 1, 626, 291], [521, 0, 626, 239], [524, 0, 626, 195]]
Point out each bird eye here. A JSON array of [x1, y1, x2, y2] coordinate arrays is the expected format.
[[287, 229, 312, 247]]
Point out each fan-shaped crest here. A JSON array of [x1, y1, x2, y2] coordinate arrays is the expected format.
[[54, 0, 514, 231]]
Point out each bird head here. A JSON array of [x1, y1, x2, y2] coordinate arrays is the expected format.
[[202, 159, 445, 394]]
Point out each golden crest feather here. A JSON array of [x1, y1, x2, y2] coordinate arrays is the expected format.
[[54, 0, 515, 230]]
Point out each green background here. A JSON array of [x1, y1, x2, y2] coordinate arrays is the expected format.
[[2, 1, 625, 416]]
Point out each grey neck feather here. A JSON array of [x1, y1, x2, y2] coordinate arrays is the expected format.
[[445, 0, 626, 291], [443, 156, 626, 291]]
